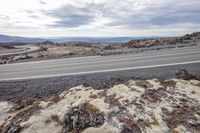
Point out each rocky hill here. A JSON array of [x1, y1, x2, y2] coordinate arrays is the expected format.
[[105, 32, 200, 50]]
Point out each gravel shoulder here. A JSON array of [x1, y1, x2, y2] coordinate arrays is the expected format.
[[0, 63, 199, 101], [0, 69, 199, 133]]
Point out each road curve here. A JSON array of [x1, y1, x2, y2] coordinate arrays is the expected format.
[[0, 45, 40, 56], [0, 45, 200, 81]]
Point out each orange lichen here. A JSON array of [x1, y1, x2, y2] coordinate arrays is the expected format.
[[118, 116, 134, 127], [51, 114, 61, 123], [89, 93, 98, 99], [49, 96, 61, 103], [86, 103, 102, 116]]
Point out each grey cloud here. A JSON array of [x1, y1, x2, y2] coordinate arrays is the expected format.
[[25, 10, 34, 14], [0, 15, 10, 21], [146, 2, 200, 26], [39, 0, 46, 5], [104, 0, 200, 29], [23, 10, 40, 19], [44, 0, 200, 30], [29, 15, 41, 19], [51, 15, 94, 28], [46, 4, 98, 28]]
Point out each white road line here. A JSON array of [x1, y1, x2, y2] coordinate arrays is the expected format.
[[1, 60, 200, 81], [1, 49, 200, 71], [2, 53, 198, 74]]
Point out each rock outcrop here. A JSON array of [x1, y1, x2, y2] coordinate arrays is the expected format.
[[0, 77, 200, 133], [117, 32, 200, 49]]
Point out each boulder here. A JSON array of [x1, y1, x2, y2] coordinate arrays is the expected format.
[[62, 103, 105, 133]]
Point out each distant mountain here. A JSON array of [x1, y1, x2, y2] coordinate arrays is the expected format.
[[0, 34, 46, 43], [0, 34, 162, 44], [47, 36, 161, 43]]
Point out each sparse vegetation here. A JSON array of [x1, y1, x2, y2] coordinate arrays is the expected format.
[[0, 70, 200, 133], [1, 32, 200, 64]]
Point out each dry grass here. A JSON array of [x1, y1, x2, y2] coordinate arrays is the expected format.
[[191, 82, 200, 87], [9, 100, 39, 112], [0, 122, 6, 133], [105, 95, 120, 106], [151, 117, 159, 126], [49, 95, 61, 103], [89, 93, 98, 99], [118, 116, 135, 127], [163, 80, 176, 88], [104, 95, 126, 111], [135, 80, 153, 89], [98, 90, 107, 97], [86, 103, 102, 116], [51, 114, 61, 124], [142, 92, 159, 103]]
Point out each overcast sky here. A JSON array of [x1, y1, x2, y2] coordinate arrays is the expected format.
[[0, 0, 199, 37]]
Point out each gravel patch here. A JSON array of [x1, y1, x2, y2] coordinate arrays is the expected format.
[[0, 63, 199, 101]]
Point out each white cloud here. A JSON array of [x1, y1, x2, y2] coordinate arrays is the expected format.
[[0, 0, 199, 37]]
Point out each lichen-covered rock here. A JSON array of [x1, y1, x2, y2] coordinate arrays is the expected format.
[[1, 123, 21, 133], [0, 78, 200, 133], [62, 103, 105, 132]]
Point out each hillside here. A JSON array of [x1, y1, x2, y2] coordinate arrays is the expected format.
[[103, 32, 200, 50], [120, 32, 200, 49], [0, 34, 46, 43]]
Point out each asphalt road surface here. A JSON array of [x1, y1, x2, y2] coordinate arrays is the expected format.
[[0, 45, 200, 81]]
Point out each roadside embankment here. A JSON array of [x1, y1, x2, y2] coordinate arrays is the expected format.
[[0, 69, 199, 133]]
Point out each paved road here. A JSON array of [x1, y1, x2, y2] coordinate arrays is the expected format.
[[0, 45, 40, 56], [0, 46, 200, 81]]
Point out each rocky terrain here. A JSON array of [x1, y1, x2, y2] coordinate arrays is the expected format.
[[0, 41, 105, 64], [35, 41, 105, 57], [0, 32, 200, 64], [0, 69, 200, 133], [0, 45, 14, 50], [105, 32, 200, 50]]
